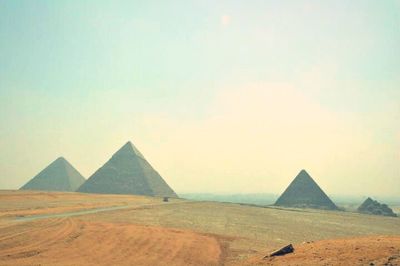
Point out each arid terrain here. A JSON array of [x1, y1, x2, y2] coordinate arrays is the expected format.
[[0, 190, 399, 265], [244, 236, 400, 265]]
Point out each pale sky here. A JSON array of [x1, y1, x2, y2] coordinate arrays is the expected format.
[[0, 1, 399, 196]]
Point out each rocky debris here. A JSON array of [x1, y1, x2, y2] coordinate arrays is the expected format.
[[264, 244, 294, 258], [358, 197, 397, 217]]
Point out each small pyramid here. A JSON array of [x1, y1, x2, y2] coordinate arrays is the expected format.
[[274, 170, 338, 210], [77, 141, 177, 197], [359, 197, 374, 208], [20, 157, 86, 192], [358, 197, 397, 217]]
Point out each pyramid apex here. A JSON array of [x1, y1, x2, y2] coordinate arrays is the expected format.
[[53, 156, 69, 166], [299, 169, 311, 175], [114, 141, 145, 159], [117, 141, 134, 150], [296, 169, 313, 180], [365, 197, 374, 203]]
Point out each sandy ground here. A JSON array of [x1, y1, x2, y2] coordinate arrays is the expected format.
[[0, 191, 399, 265], [0, 218, 225, 266], [0, 190, 166, 219], [78, 200, 400, 264], [242, 236, 400, 266]]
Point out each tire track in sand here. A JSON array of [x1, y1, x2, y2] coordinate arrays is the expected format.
[[0, 218, 225, 266]]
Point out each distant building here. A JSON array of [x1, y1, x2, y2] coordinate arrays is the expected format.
[[274, 169, 338, 210], [357, 197, 397, 217], [77, 141, 177, 198], [20, 157, 85, 192]]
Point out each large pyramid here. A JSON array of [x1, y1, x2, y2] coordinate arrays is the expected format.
[[77, 141, 177, 197], [20, 157, 86, 192], [274, 170, 338, 210]]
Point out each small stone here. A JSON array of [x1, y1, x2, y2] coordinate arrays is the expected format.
[[264, 244, 294, 258]]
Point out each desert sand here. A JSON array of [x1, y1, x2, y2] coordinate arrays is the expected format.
[[244, 236, 400, 265], [0, 190, 399, 265], [0, 218, 223, 266]]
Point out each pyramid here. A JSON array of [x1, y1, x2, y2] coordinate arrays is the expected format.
[[20, 157, 86, 192], [357, 197, 397, 217], [274, 170, 338, 210], [77, 141, 177, 197]]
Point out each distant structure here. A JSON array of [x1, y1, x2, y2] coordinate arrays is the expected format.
[[20, 157, 85, 192], [77, 141, 177, 198], [357, 197, 397, 217], [274, 169, 338, 210]]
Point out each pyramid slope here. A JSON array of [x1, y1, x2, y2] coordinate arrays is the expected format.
[[77, 141, 177, 198], [358, 197, 397, 217], [20, 157, 86, 192], [274, 170, 338, 210]]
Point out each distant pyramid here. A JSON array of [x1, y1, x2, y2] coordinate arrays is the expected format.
[[77, 141, 177, 197], [358, 197, 397, 217], [274, 170, 338, 210], [20, 157, 86, 192]]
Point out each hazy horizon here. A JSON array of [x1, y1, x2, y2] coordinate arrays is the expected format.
[[1, 1, 399, 197]]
